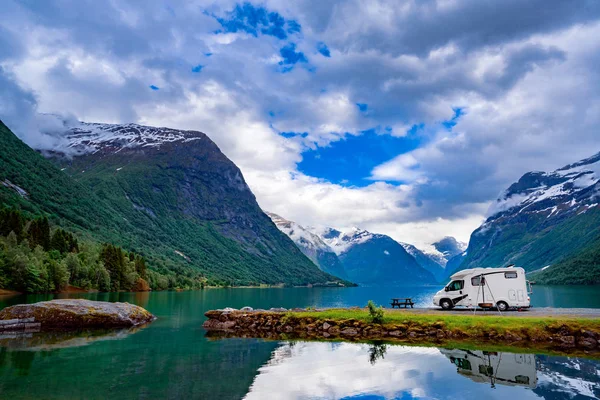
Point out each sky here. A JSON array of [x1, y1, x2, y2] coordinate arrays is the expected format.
[[1, 0, 600, 250]]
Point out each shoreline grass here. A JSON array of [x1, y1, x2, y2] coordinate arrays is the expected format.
[[283, 308, 600, 338]]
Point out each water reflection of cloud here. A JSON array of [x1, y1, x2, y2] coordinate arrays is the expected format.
[[244, 342, 543, 400]]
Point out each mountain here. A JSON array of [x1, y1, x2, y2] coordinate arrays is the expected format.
[[457, 152, 600, 284], [0, 119, 337, 286], [397, 237, 467, 282], [444, 251, 467, 275], [432, 237, 467, 263], [399, 242, 446, 282], [316, 228, 436, 285], [266, 212, 347, 279]]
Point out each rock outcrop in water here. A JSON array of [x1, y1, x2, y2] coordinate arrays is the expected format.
[[0, 299, 156, 329]]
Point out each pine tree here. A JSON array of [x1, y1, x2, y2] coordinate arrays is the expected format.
[[50, 230, 69, 254], [28, 217, 51, 250], [0, 209, 24, 239], [134, 256, 148, 280]]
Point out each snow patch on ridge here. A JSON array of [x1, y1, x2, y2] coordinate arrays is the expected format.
[[26, 117, 208, 155], [267, 212, 332, 252], [317, 227, 375, 255], [64, 122, 204, 153], [488, 152, 600, 219]]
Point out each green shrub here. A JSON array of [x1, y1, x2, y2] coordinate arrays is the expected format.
[[367, 300, 385, 324]]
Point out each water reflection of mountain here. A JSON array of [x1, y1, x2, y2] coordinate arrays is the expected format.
[[244, 342, 600, 400], [534, 355, 600, 399], [440, 349, 537, 389]]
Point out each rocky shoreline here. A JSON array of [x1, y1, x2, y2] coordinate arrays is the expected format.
[[203, 308, 600, 354]]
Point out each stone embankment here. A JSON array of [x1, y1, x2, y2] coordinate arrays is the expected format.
[[203, 308, 600, 354], [0, 299, 156, 330]]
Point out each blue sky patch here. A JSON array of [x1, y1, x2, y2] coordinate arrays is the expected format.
[[279, 131, 308, 138], [279, 43, 308, 66], [149, 85, 159, 90], [215, 3, 297, 40], [192, 64, 204, 73], [317, 42, 331, 57], [298, 128, 422, 187], [287, 20, 302, 34], [357, 103, 368, 112], [442, 107, 464, 129]]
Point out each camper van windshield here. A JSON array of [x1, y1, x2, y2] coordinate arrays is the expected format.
[[447, 280, 464, 291]]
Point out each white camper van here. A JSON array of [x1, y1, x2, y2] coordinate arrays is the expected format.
[[433, 266, 531, 311]]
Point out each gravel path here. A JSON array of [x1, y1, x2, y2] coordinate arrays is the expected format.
[[382, 307, 600, 319]]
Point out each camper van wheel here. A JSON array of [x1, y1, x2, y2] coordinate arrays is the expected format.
[[496, 301, 509, 312], [440, 299, 453, 310]]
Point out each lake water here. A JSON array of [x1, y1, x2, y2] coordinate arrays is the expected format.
[[1, 285, 599, 399]]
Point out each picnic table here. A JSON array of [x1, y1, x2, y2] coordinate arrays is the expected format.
[[390, 298, 414, 308]]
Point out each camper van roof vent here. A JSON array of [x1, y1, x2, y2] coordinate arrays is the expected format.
[[506, 264, 515, 268]]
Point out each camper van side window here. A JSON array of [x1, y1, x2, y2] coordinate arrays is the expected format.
[[471, 276, 484, 286], [504, 271, 518, 279]]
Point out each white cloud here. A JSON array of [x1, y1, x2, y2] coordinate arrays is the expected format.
[[245, 342, 541, 399], [1, 0, 599, 248]]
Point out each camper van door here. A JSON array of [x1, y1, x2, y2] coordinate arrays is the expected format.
[[445, 280, 468, 306]]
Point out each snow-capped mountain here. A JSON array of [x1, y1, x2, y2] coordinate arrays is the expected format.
[[458, 151, 600, 280], [315, 227, 436, 285], [486, 152, 600, 224], [268, 215, 436, 285], [4, 117, 335, 286], [314, 227, 378, 256], [397, 237, 467, 281], [399, 242, 446, 282], [267, 213, 347, 279], [432, 237, 467, 262], [48, 119, 206, 155]]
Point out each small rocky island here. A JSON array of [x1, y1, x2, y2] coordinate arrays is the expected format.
[[0, 299, 156, 332]]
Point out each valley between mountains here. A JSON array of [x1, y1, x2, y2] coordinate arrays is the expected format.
[[1, 118, 599, 293]]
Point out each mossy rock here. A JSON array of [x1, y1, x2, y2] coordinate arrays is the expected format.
[[0, 299, 156, 329]]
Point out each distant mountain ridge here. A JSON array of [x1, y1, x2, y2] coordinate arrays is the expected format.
[[268, 214, 437, 285], [0, 119, 337, 286], [399, 242, 446, 281], [318, 227, 436, 285], [432, 237, 467, 262], [267, 212, 347, 279], [458, 151, 600, 284]]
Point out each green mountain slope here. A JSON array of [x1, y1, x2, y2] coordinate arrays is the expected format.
[[529, 236, 600, 285], [0, 120, 337, 286], [457, 152, 600, 284]]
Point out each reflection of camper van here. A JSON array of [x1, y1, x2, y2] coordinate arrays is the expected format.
[[433, 267, 531, 310], [441, 349, 537, 389]]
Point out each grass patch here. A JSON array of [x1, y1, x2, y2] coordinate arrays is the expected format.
[[288, 308, 600, 334]]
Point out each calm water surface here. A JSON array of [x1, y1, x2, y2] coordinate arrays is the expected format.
[[0, 285, 599, 399]]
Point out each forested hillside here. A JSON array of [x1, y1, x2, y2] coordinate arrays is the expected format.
[[0, 208, 170, 293], [0, 120, 338, 287], [529, 236, 600, 285]]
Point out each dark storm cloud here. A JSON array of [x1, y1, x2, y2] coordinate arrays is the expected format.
[[295, 0, 600, 56]]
